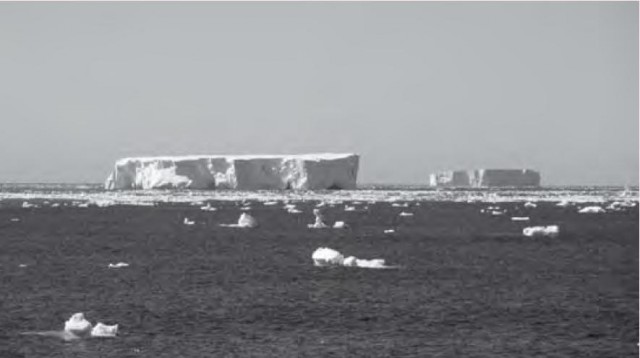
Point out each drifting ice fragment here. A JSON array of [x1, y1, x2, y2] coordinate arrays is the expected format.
[[333, 221, 347, 229], [183, 218, 195, 225], [10, 218, 20, 222], [64, 313, 93, 337], [312, 247, 391, 269], [524, 202, 537, 208], [312, 247, 345, 267], [200, 203, 217, 211], [556, 200, 571, 207], [91, 323, 118, 337], [399, 212, 413, 217], [578, 206, 605, 214], [221, 213, 258, 228], [108, 262, 129, 269], [384, 229, 395, 234], [344, 205, 357, 212], [523, 225, 559, 237], [308, 209, 328, 229], [511, 217, 530, 221]]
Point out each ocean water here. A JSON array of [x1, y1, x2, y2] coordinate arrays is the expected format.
[[0, 185, 637, 357]]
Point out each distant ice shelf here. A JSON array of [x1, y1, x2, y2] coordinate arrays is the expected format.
[[104, 153, 359, 190]]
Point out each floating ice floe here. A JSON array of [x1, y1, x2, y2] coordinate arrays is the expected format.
[[108, 262, 129, 269], [316, 201, 327, 208], [64, 313, 93, 337], [578, 206, 606, 214], [391, 202, 409, 208], [556, 200, 571, 207], [523, 225, 559, 237], [23, 312, 119, 341], [384, 229, 395, 234], [308, 209, 328, 229], [263, 201, 278, 206], [183, 218, 195, 225], [200, 203, 217, 211], [10, 218, 20, 222], [90, 323, 118, 338], [344, 205, 357, 212], [491, 210, 505, 216], [399, 212, 413, 217], [51, 203, 60, 208], [523, 202, 537, 208], [511, 217, 530, 221], [312, 247, 391, 269], [333, 221, 347, 229], [287, 208, 303, 214], [220, 213, 258, 228], [19, 264, 28, 268], [22, 202, 37, 208]]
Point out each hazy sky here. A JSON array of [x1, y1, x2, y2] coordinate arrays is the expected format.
[[0, 2, 637, 185]]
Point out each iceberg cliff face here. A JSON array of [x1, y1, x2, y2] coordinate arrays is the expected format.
[[430, 169, 541, 188], [105, 154, 359, 190]]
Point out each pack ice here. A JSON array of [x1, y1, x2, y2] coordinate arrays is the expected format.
[[104, 153, 359, 190]]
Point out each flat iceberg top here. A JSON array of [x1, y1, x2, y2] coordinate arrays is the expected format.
[[115, 153, 357, 164]]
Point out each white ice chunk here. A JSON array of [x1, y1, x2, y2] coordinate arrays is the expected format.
[[183, 218, 195, 225], [307, 209, 328, 229], [90, 323, 118, 338], [578, 206, 605, 214], [384, 229, 395, 234], [524, 202, 537, 208], [556, 200, 571, 207], [312, 247, 393, 269], [108, 262, 129, 269], [523, 225, 559, 237], [511, 217, 530, 221], [64, 313, 92, 337], [399, 211, 413, 217], [333, 221, 347, 229], [200, 203, 217, 211], [312, 247, 345, 267]]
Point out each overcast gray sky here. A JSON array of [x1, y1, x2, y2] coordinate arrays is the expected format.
[[0, 2, 637, 185]]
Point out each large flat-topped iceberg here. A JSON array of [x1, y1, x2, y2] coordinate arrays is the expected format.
[[104, 153, 359, 190], [429, 169, 541, 188]]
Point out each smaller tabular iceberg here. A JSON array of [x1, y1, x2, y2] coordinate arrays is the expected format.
[[429, 169, 541, 187]]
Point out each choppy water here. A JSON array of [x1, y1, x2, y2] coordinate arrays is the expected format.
[[0, 185, 637, 357]]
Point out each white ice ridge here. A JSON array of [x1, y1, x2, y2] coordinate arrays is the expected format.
[[311, 247, 392, 269], [104, 153, 359, 190]]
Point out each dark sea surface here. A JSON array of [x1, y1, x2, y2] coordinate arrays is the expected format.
[[0, 186, 637, 357]]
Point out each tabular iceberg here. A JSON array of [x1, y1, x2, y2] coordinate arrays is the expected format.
[[429, 169, 541, 188], [104, 153, 359, 190]]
